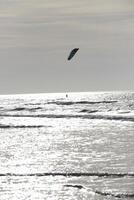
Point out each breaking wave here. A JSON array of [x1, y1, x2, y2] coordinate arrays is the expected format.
[[0, 172, 133, 177], [0, 125, 46, 129], [0, 113, 134, 122], [48, 100, 117, 105], [10, 107, 42, 112], [64, 184, 83, 189], [95, 190, 134, 198], [64, 185, 134, 198], [80, 109, 98, 113]]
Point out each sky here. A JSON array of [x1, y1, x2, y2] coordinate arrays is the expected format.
[[0, 0, 134, 94]]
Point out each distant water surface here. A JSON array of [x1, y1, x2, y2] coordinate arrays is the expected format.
[[0, 92, 134, 199]]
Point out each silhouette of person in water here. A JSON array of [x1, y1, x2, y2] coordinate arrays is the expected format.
[[66, 94, 68, 98]]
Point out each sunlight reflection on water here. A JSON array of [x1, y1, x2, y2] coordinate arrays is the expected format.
[[0, 92, 133, 199]]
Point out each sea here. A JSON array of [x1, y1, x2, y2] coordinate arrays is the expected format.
[[0, 91, 134, 200]]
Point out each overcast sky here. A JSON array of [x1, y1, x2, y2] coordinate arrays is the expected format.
[[0, 0, 134, 94]]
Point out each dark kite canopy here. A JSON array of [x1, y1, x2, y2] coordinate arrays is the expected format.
[[68, 48, 79, 60]]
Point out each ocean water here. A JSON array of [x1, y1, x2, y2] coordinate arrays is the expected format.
[[0, 92, 134, 200]]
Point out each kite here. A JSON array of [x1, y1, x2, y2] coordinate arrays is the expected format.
[[67, 48, 79, 60]]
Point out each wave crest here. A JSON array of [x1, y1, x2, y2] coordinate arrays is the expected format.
[[0, 113, 134, 122]]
